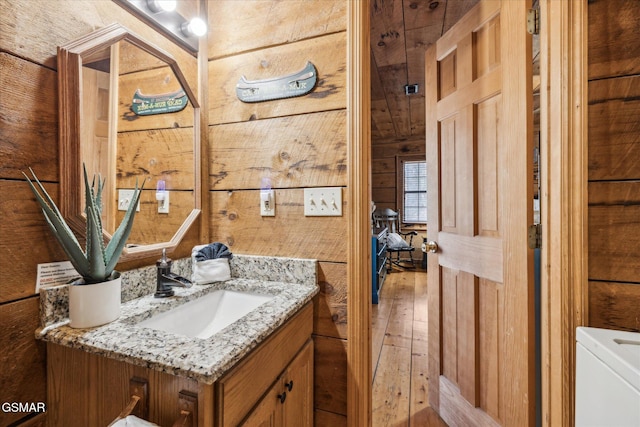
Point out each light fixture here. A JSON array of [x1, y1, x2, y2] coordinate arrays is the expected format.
[[181, 17, 207, 38], [114, 0, 207, 54], [146, 0, 176, 13]]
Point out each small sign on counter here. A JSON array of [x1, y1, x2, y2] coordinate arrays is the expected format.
[[35, 261, 79, 293]]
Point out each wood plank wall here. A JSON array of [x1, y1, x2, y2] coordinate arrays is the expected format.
[[0, 2, 199, 425], [372, 136, 426, 212], [587, 0, 640, 332], [206, 1, 349, 424]]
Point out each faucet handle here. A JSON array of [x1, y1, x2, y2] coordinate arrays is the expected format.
[[157, 248, 172, 268]]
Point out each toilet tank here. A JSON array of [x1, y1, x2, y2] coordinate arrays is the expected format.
[[575, 327, 640, 426]]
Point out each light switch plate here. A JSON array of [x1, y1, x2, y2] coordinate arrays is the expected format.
[[118, 189, 140, 212], [304, 187, 342, 216], [157, 191, 169, 214], [260, 190, 275, 216]]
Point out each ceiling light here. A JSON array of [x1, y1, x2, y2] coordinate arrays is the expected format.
[[181, 17, 207, 37], [146, 0, 176, 13]]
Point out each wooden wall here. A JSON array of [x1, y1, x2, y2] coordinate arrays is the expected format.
[[206, 1, 349, 424], [0, 2, 200, 425], [371, 136, 426, 212], [587, 0, 640, 332]]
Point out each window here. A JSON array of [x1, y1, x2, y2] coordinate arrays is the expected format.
[[399, 158, 427, 223]]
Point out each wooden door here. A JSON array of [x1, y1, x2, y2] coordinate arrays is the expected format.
[[425, 1, 534, 426], [81, 66, 115, 231]]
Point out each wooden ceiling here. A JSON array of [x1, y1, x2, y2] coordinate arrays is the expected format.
[[370, 0, 480, 142]]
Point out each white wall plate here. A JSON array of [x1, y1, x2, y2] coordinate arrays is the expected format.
[[304, 187, 342, 216]]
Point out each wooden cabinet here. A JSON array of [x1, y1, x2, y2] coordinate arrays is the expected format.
[[215, 304, 313, 427], [46, 303, 313, 427], [241, 340, 313, 426], [46, 343, 212, 427]]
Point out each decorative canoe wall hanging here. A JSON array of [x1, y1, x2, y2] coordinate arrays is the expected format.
[[236, 61, 318, 103], [131, 88, 188, 116]]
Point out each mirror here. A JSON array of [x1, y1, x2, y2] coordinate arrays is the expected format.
[[58, 23, 201, 261]]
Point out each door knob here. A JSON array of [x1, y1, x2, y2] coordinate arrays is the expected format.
[[425, 241, 439, 253]]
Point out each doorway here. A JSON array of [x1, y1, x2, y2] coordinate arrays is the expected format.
[[360, 0, 560, 427]]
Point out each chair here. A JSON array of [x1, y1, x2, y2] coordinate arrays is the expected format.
[[372, 208, 418, 271]]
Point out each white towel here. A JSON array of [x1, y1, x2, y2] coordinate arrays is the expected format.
[[191, 244, 231, 284], [111, 415, 159, 427]]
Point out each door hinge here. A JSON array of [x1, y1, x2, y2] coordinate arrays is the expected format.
[[527, 8, 540, 35], [528, 224, 542, 249]]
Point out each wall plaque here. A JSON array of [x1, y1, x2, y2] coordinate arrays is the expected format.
[[236, 61, 317, 103], [131, 88, 188, 115]]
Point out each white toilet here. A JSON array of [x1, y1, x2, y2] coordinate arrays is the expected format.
[[575, 327, 640, 426]]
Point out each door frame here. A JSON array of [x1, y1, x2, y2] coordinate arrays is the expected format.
[[538, 0, 588, 426], [346, 0, 588, 426], [346, 1, 372, 426]]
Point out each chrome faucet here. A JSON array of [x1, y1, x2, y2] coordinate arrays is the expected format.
[[155, 249, 192, 298]]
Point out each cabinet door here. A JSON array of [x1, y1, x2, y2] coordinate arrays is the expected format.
[[216, 304, 313, 427], [240, 384, 281, 427], [239, 339, 314, 427], [282, 340, 314, 427]]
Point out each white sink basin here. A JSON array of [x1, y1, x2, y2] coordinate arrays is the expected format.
[[138, 290, 275, 339]]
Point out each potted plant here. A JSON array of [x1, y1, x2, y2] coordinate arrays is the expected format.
[[23, 165, 144, 328]]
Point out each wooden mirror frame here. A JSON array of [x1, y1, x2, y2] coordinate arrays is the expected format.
[[58, 23, 201, 261]]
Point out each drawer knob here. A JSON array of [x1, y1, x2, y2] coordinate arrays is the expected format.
[[285, 380, 294, 392], [277, 392, 287, 404]]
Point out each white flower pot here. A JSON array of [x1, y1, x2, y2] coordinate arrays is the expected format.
[[68, 272, 122, 328]]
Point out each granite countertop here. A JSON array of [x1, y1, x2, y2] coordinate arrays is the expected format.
[[36, 255, 319, 384]]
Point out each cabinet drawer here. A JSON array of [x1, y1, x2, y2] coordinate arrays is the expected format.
[[215, 303, 313, 427]]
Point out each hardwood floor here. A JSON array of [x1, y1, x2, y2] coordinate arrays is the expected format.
[[372, 269, 447, 427]]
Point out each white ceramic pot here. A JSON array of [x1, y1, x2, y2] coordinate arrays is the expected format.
[[68, 272, 122, 328]]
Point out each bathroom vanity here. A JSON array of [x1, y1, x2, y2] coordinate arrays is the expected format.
[[38, 255, 318, 426]]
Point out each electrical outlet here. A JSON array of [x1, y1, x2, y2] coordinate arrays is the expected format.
[[118, 189, 140, 212], [304, 187, 342, 216]]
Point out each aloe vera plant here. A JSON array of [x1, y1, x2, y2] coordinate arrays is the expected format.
[[23, 165, 144, 284]]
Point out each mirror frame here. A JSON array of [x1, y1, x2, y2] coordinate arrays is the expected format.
[[58, 23, 201, 261]]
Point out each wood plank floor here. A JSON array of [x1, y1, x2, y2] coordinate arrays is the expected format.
[[372, 269, 448, 427]]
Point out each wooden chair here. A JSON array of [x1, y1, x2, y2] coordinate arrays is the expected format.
[[372, 208, 418, 270]]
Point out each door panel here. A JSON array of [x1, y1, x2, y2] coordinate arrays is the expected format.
[[479, 278, 501, 420], [426, 1, 534, 426], [456, 271, 478, 406], [441, 267, 458, 383], [441, 115, 459, 232], [477, 95, 501, 237]]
